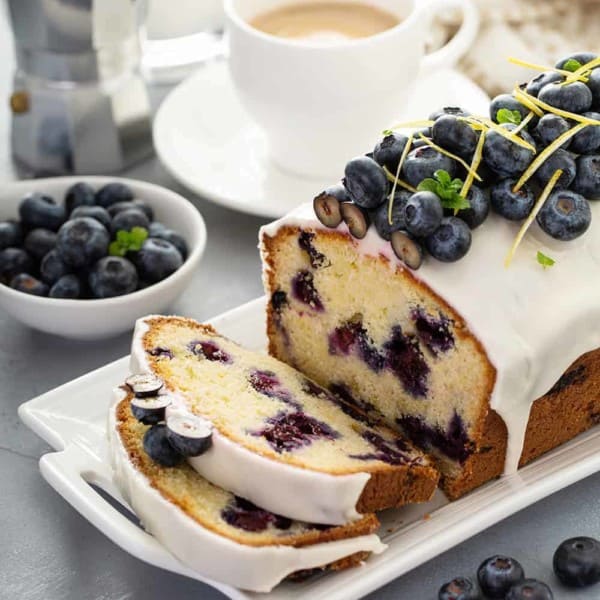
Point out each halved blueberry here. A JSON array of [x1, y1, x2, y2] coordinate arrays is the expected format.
[[340, 202, 371, 239], [390, 230, 424, 270], [166, 412, 213, 456], [131, 395, 172, 425], [438, 576, 479, 600], [125, 373, 164, 398], [313, 187, 344, 228], [143, 424, 183, 467]]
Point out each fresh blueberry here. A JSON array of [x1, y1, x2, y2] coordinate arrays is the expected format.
[[166, 413, 213, 457], [539, 82, 592, 114], [373, 132, 409, 172], [64, 182, 96, 213], [107, 199, 154, 221], [477, 555, 525, 598], [313, 188, 344, 228], [490, 94, 530, 123], [70, 205, 111, 229], [429, 106, 470, 120], [425, 217, 471, 262], [572, 154, 600, 199], [556, 52, 598, 70], [95, 182, 134, 208], [402, 146, 457, 188], [537, 190, 591, 241], [49, 274, 81, 299], [0, 248, 34, 283], [438, 576, 479, 600], [109, 208, 150, 237], [533, 114, 571, 149], [56, 217, 109, 268], [390, 230, 424, 270], [505, 579, 553, 600], [455, 185, 489, 229], [10, 273, 48, 296], [148, 221, 168, 237], [534, 148, 576, 189], [89, 256, 138, 298], [0, 221, 23, 250], [24, 228, 57, 261], [148, 228, 188, 260], [404, 191, 444, 237], [142, 424, 184, 467], [135, 238, 183, 283], [569, 112, 600, 154], [19, 192, 66, 231], [343, 156, 388, 209], [553, 536, 600, 587], [340, 202, 371, 239], [432, 115, 478, 158], [370, 190, 410, 240], [490, 179, 535, 220], [587, 69, 600, 109], [526, 71, 563, 97], [40, 249, 71, 284], [483, 124, 536, 178]]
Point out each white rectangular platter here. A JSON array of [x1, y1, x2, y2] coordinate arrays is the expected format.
[[19, 297, 600, 600]]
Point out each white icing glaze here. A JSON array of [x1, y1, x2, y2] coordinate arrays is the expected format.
[[260, 202, 600, 474], [108, 389, 385, 593], [130, 317, 371, 525]]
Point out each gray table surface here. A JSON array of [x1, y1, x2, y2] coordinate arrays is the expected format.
[[1, 13, 599, 600]]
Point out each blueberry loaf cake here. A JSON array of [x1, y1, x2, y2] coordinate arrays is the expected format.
[[109, 388, 385, 592], [261, 53, 600, 500], [129, 315, 438, 524]]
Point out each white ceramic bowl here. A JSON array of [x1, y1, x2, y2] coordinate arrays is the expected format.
[[0, 176, 207, 340]]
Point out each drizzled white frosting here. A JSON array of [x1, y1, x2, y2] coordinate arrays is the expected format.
[[108, 389, 385, 593], [260, 202, 600, 474], [130, 317, 370, 525]]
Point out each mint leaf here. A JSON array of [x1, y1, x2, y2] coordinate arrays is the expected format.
[[417, 170, 470, 212], [563, 58, 582, 73], [109, 240, 127, 257], [496, 108, 522, 125], [109, 227, 149, 257], [382, 129, 393, 136], [129, 226, 148, 250], [536, 250, 555, 268]]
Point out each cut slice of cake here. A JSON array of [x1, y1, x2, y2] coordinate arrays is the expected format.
[[260, 205, 600, 499], [109, 388, 385, 593], [129, 315, 438, 524]]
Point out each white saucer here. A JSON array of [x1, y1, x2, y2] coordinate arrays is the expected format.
[[153, 60, 490, 219]]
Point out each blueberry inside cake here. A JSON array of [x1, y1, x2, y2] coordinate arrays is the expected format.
[[130, 315, 438, 520]]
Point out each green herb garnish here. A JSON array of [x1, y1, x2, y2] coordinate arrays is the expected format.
[[562, 59, 582, 73], [109, 226, 148, 257], [382, 129, 393, 136], [418, 169, 470, 212], [496, 108, 522, 125], [536, 250, 555, 268]]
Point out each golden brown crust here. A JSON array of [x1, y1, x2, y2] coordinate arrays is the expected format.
[[139, 314, 439, 512], [115, 391, 380, 548], [441, 350, 600, 500]]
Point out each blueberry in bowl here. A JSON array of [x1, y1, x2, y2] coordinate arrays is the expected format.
[[0, 176, 206, 339]]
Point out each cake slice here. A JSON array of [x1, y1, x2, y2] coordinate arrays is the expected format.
[[260, 206, 600, 499], [109, 388, 385, 593], [129, 315, 438, 524]]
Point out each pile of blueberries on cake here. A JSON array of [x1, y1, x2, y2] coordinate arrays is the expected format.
[[314, 52, 600, 269], [0, 181, 187, 299]]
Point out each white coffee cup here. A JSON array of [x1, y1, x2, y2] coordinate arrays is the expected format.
[[225, 0, 478, 179]]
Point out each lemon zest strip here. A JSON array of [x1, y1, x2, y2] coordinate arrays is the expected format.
[[461, 116, 537, 152], [460, 129, 486, 199], [512, 122, 587, 192], [562, 56, 600, 85], [514, 87, 600, 125], [507, 57, 585, 79], [512, 111, 536, 136], [388, 133, 414, 225], [383, 166, 417, 193], [512, 89, 545, 117], [504, 169, 563, 268], [416, 134, 483, 182]]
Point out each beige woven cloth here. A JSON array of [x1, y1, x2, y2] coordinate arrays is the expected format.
[[430, 0, 600, 96]]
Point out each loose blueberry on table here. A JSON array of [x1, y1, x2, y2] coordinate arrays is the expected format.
[[438, 576, 479, 600], [553, 536, 600, 587], [312, 51, 600, 270], [0, 180, 189, 299], [477, 555, 525, 598]]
